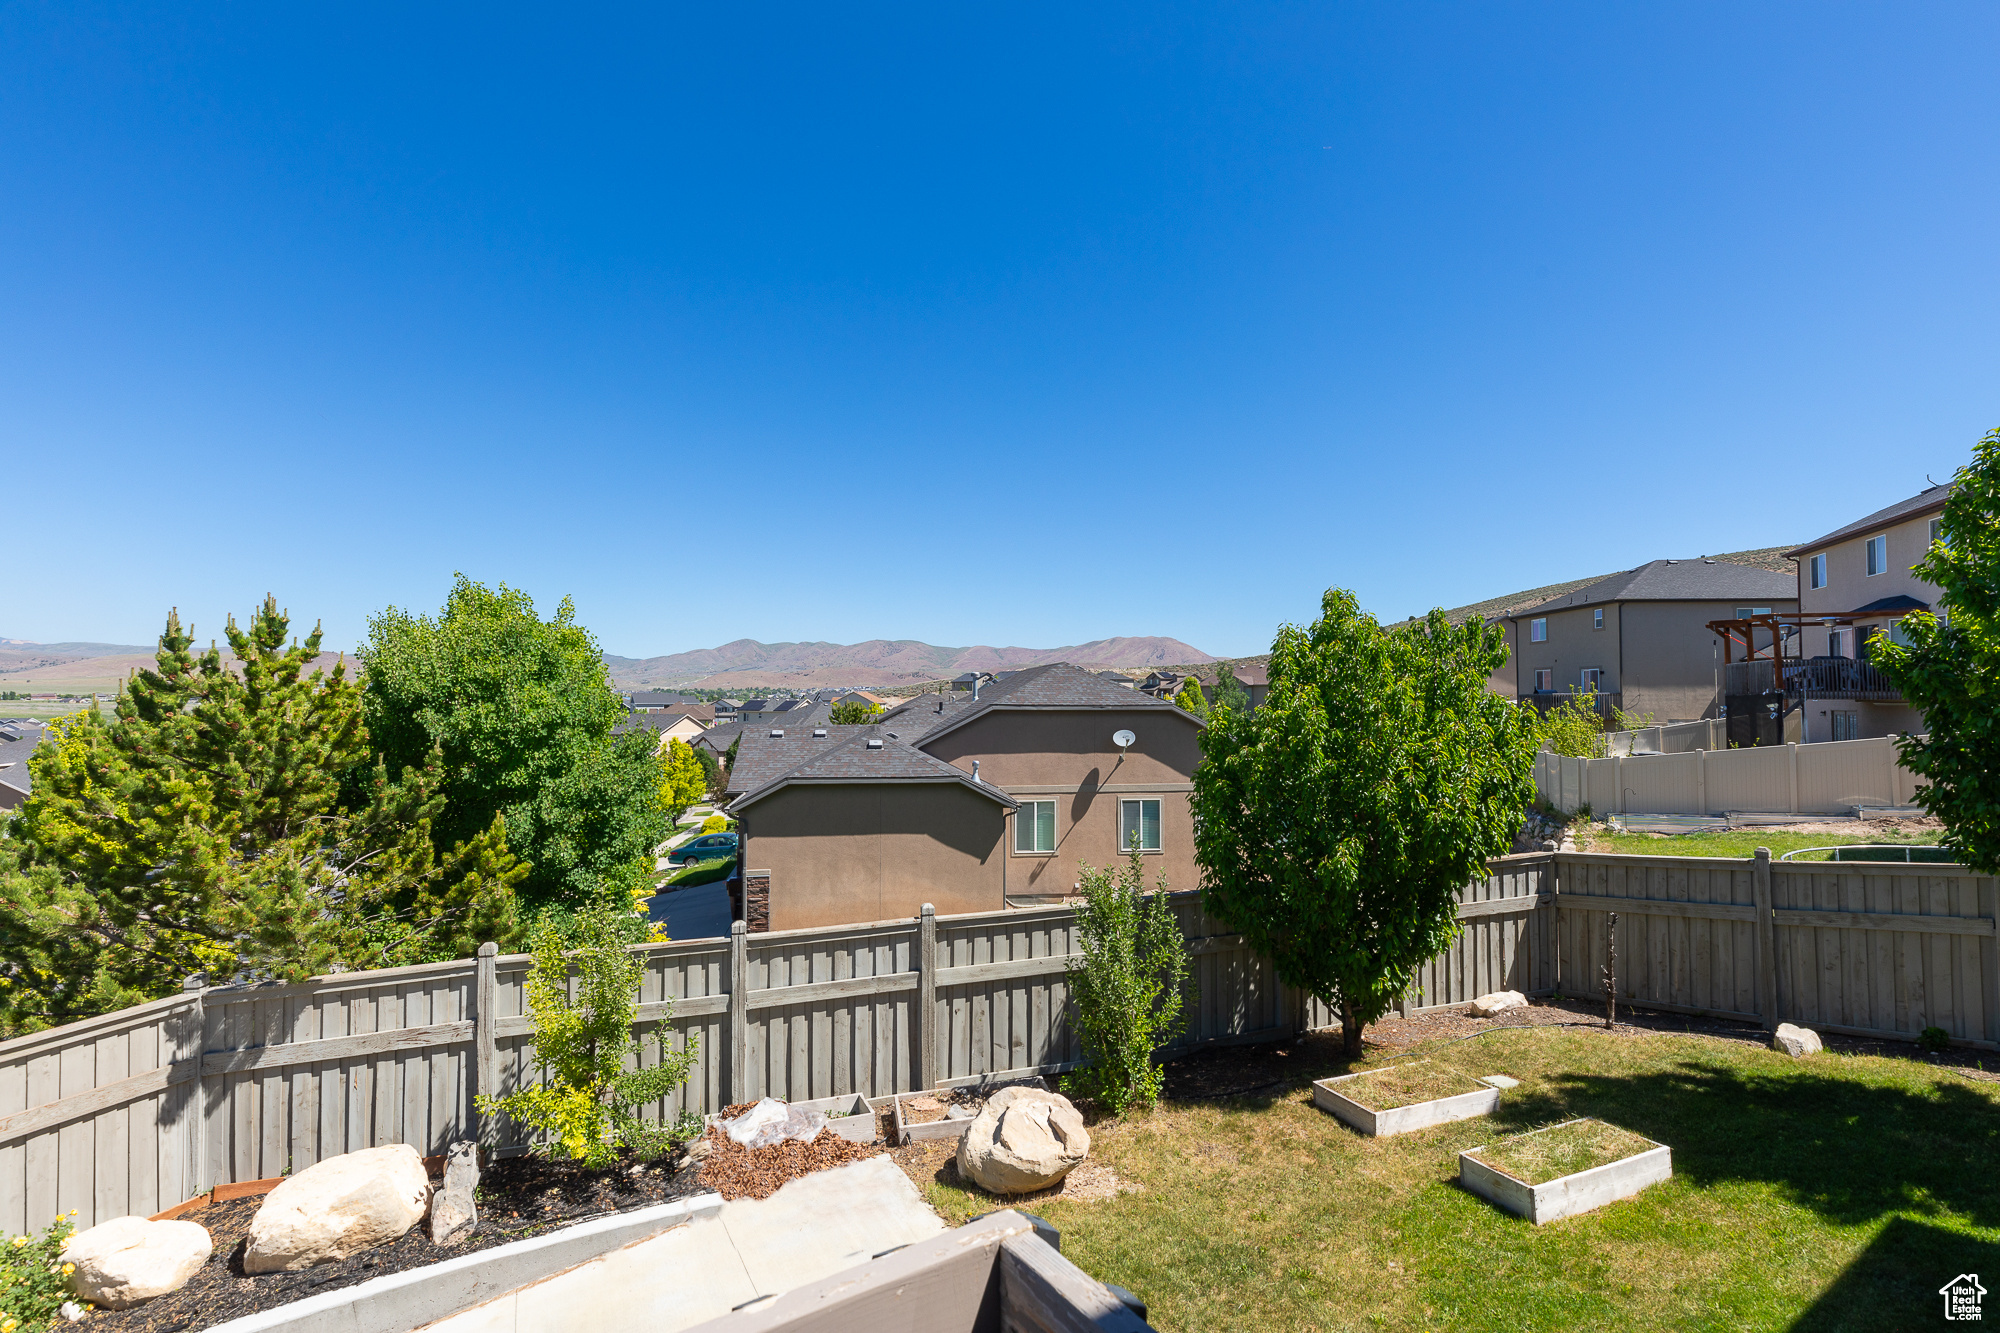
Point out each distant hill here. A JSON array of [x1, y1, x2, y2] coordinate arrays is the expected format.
[[0, 637, 349, 696], [603, 636, 1216, 689]]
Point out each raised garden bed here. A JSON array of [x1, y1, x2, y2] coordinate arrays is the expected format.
[[1459, 1117, 1672, 1224], [696, 1105, 886, 1200], [89, 1148, 708, 1332], [703, 1093, 879, 1145], [1311, 1060, 1500, 1137], [891, 1088, 985, 1145]]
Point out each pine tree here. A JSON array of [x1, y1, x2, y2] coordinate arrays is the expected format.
[[0, 599, 524, 1030]]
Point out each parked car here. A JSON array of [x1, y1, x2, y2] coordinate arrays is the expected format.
[[671, 832, 739, 867]]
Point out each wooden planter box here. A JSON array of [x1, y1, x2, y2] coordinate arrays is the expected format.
[[708, 1093, 878, 1145], [1459, 1119, 1672, 1224], [1311, 1068, 1499, 1137]]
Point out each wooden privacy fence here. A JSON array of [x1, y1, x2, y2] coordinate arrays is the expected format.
[[3, 850, 1993, 1235], [1536, 736, 1923, 817]]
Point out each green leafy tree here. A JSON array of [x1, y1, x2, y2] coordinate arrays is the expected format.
[[691, 744, 722, 801], [0, 601, 523, 1030], [1537, 689, 1608, 758], [658, 738, 706, 824], [1192, 590, 1538, 1057], [360, 576, 668, 925], [1170, 676, 1207, 718], [1207, 666, 1252, 715], [828, 700, 880, 725], [1063, 850, 1190, 1114], [1874, 430, 2000, 872], [477, 909, 700, 1165]]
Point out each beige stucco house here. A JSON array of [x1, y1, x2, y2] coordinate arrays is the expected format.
[[1783, 482, 1950, 742], [1505, 559, 1798, 723], [724, 664, 1203, 931]]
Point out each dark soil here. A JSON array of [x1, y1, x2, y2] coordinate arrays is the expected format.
[[84, 1148, 706, 1332]]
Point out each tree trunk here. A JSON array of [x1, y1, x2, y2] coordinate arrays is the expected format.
[[1340, 999, 1365, 1058]]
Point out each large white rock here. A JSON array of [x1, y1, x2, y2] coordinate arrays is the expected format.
[[1773, 1023, 1823, 1058], [61, 1215, 211, 1309], [244, 1144, 432, 1273], [1470, 990, 1528, 1018], [956, 1087, 1090, 1195]]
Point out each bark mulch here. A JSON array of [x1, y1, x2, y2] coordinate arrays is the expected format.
[[695, 1123, 884, 1201], [83, 1149, 705, 1333]]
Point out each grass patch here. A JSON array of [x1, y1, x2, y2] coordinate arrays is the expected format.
[[1330, 1060, 1488, 1111], [1467, 1117, 1657, 1185], [908, 1024, 2000, 1331], [661, 856, 734, 888], [1584, 828, 1939, 859]]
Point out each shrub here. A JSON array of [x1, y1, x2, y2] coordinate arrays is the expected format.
[[1919, 1026, 1951, 1053], [0, 1211, 80, 1330], [477, 910, 701, 1164], [1062, 850, 1190, 1114], [1537, 690, 1608, 758], [701, 815, 728, 835]]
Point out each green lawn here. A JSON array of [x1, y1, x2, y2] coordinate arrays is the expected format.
[[660, 855, 734, 888], [915, 1026, 2000, 1332], [1582, 827, 1942, 860]]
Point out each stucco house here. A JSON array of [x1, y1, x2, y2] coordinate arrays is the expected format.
[[1781, 482, 1950, 742], [1505, 559, 1798, 723], [723, 663, 1203, 931], [613, 708, 711, 747]]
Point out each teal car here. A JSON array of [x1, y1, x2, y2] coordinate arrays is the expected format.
[[671, 832, 739, 867]]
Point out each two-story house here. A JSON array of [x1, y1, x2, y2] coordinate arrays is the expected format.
[[1505, 559, 1799, 723], [723, 664, 1202, 931], [1783, 482, 1950, 742]]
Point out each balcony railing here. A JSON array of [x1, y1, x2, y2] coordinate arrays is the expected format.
[[1784, 656, 1905, 703]]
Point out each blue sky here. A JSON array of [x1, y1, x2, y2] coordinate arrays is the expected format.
[[4, 4, 1994, 660]]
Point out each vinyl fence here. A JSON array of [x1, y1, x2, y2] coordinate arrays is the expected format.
[[1536, 736, 1923, 816], [4, 848, 1994, 1236]]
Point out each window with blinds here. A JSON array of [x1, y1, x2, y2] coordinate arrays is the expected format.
[[1014, 800, 1055, 853], [1119, 799, 1162, 852]]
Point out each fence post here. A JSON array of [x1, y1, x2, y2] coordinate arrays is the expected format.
[[473, 942, 498, 1146], [1696, 749, 1708, 815], [1787, 742, 1800, 815], [729, 920, 750, 1105], [178, 975, 208, 1197], [917, 904, 938, 1090], [1753, 848, 1778, 1032]]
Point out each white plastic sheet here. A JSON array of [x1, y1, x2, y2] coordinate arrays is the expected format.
[[722, 1097, 827, 1149]]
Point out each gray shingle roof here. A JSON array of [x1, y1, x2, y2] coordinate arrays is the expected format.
[[1511, 559, 1797, 616], [0, 721, 45, 798], [894, 662, 1194, 746], [1787, 483, 1955, 557], [724, 724, 876, 795], [728, 728, 1016, 813]]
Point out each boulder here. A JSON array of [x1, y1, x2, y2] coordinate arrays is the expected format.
[[956, 1087, 1090, 1195], [1772, 1023, 1823, 1058], [244, 1144, 432, 1273], [61, 1216, 211, 1309], [428, 1139, 480, 1247], [1470, 990, 1527, 1018]]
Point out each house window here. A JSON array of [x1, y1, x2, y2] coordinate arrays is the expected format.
[[1530, 618, 1547, 643], [1888, 619, 1915, 648], [1533, 669, 1553, 692], [1119, 799, 1162, 853], [1865, 534, 1888, 576], [1930, 517, 1942, 547], [1831, 711, 1860, 741], [1828, 629, 1850, 658], [1593, 609, 1604, 630], [1808, 553, 1827, 590], [1735, 606, 1772, 619], [1579, 668, 1603, 692], [1014, 800, 1056, 854]]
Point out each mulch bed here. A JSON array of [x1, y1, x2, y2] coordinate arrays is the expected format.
[[83, 1149, 705, 1332], [695, 1111, 884, 1201]]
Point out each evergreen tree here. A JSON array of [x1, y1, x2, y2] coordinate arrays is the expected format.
[[659, 738, 706, 823], [0, 600, 523, 1030], [1170, 676, 1207, 718], [1207, 665, 1252, 715], [360, 576, 669, 925]]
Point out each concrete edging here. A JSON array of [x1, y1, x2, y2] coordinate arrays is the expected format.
[[203, 1192, 725, 1333]]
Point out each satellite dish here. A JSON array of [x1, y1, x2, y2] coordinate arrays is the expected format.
[[1112, 729, 1136, 750]]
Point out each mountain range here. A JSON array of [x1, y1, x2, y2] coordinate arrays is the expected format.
[[602, 637, 1216, 689]]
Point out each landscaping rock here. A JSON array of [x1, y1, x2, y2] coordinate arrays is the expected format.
[[429, 1139, 480, 1246], [1470, 990, 1528, 1017], [243, 1143, 432, 1273], [956, 1086, 1090, 1195], [61, 1215, 212, 1309], [1772, 1023, 1824, 1058]]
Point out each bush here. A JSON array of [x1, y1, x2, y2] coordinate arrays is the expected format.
[[1062, 851, 1190, 1114], [1919, 1026, 1951, 1053], [0, 1211, 80, 1329], [476, 910, 701, 1164], [701, 815, 728, 834], [1537, 690, 1608, 758]]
